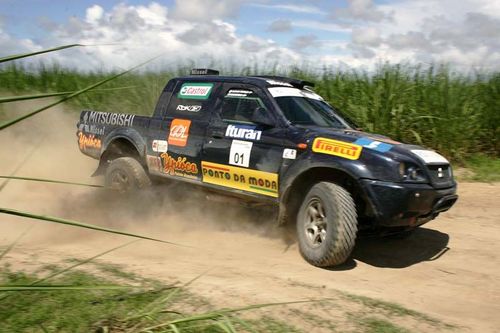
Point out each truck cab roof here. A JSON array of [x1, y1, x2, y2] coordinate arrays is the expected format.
[[175, 74, 315, 90]]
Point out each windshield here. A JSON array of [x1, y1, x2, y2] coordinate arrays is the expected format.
[[275, 96, 351, 129]]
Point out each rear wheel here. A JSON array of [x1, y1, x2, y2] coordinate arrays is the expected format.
[[296, 182, 358, 267], [105, 157, 151, 192]]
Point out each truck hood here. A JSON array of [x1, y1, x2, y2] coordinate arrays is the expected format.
[[300, 126, 448, 165], [297, 126, 453, 188]]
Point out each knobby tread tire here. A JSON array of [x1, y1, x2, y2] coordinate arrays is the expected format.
[[105, 157, 151, 191], [297, 182, 358, 267]]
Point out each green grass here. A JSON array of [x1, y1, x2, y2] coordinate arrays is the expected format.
[[0, 266, 162, 332], [0, 263, 312, 333], [342, 293, 443, 327], [359, 317, 410, 333], [463, 155, 500, 182]]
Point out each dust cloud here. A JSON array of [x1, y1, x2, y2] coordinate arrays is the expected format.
[[0, 101, 292, 249]]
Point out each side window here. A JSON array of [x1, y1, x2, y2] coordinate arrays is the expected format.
[[221, 87, 265, 123], [165, 81, 216, 118]]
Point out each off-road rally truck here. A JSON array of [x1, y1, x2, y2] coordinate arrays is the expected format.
[[76, 68, 458, 267]]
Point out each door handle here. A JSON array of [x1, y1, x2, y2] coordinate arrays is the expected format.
[[211, 130, 225, 139]]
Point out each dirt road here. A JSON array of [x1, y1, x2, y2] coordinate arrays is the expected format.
[[1, 110, 499, 332]]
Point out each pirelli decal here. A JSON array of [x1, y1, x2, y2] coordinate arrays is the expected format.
[[312, 137, 363, 160], [202, 162, 278, 197]]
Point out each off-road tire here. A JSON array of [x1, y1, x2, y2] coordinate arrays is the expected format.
[[296, 182, 358, 267], [105, 157, 151, 192]]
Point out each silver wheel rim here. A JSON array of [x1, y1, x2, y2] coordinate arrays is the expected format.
[[110, 169, 131, 191], [304, 198, 327, 248]]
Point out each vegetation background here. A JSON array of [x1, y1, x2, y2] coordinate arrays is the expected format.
[[1, 62, 499, 165]]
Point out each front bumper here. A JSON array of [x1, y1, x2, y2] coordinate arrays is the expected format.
[[360, 179, 458, 227]]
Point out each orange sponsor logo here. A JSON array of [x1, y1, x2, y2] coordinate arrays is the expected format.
[[160, 152, 198, 176], [78, 132, 102, 150], [168, 119, 191, 147], [312, 137, 362, 160]]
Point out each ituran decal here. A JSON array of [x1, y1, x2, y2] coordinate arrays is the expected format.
[[84, 111, 135, 127], [225, 124, 262, 141], [178, 83, 214, 100], [176, 105, 201, 112]]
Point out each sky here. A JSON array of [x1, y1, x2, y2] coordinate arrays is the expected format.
[[0, 0, 499, 71]]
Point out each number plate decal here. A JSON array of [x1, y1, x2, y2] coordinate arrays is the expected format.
[[229, 140, 253, 167]]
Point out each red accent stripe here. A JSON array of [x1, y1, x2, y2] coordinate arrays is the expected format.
[[203, 163, 230, 172]]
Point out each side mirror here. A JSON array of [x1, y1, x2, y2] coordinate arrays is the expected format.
[[251, 107, 275, 127]]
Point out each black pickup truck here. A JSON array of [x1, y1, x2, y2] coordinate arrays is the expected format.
[[77, 69, 458, 267]]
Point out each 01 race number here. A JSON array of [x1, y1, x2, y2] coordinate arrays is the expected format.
[[229, 140, 253, 168]]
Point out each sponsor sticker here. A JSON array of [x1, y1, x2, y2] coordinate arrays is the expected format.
[[83, 111, 135, 127], [283, 148, 297, 159], [160, 152, 199, 178], [227, 89, 253, 97], [229, 140, 253, 167], [78, 123, 105, 135], [312, 137, 362, 160], [266, 79, 293, 87], [178, 83, 214, 100], [152, 140, 168, 153], [202, 161, 278, 198], [147, 155, 162, 172], [411, 150, 449, 164], [354, 138, 393, 153], [268, 87, 323, 101], [176, 105, 202, 112], [78, 132, 101, 151], [225, 124, 262, 141], [168, 119, 191, 147]]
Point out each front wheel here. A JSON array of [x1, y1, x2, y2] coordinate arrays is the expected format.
[[296, 182, 358, 267], [105, 157, 151, 192]]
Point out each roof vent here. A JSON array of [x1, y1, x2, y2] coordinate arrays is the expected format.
[[190, 68, 220, 76]]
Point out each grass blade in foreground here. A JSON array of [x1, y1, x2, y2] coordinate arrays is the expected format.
[[0, 285, 130, 291], [0, 44, 82, 63], [33, 240, 139, 285], [140, 299, 327, 332], [0, 226, 33, 261], [0, 55, 162, 130], [126, 269, 212, 321], [0, 138, 45, 192], [0, 176, 103, 188], [0, 207, 188, 247], [0, 86, 136, 104]]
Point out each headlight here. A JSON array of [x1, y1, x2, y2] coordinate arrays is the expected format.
[[399, 162, 427, 182]]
